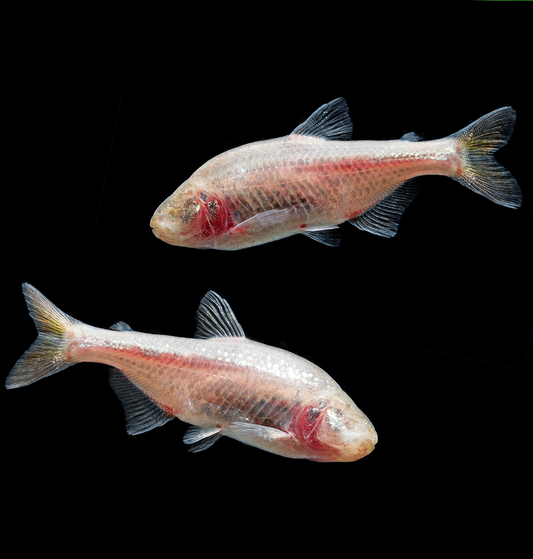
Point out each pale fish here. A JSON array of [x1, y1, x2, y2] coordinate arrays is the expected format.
[[6, 284, 377, 462], [150, 98, 521, 250]]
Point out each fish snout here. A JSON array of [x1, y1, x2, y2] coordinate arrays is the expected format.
[[345, 437, 375, 462], [150, 197, 182, 244], [150, 211, 177, 245], [353, 427, 378, 460], [362, 438, 375, 455], [150, 213, 159, 232]]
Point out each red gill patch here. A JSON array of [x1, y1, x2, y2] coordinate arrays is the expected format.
[[293, 402, 329, 452], [198, 193, 236, 238]]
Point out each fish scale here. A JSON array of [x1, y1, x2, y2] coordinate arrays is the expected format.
[[151, 98, 520, 249]]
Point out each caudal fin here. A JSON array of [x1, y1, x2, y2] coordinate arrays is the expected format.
[[6, 284, 79, 389], [450, 107, 522, 208]]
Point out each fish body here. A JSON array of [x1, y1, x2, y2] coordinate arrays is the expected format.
[[6, 284, 377, 462], [150, 98, 521, 250]]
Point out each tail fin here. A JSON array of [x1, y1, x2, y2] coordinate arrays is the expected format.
[[6, 284, 79, 389], [450, 107, 522, 208]]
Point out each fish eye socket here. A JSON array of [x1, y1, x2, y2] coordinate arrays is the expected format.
[[307, 406, 321, 425], [306, 399, 328, 425], [182, 199, 201, 223], [207, 199, 220, 220]]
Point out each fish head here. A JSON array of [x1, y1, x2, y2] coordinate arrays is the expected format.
[[295, 396, 377, 462], [150, 181, 234, 248]]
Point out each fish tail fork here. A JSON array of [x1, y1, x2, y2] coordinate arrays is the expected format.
[[6, 284, 79, 389], [450, 107, 522, 208]]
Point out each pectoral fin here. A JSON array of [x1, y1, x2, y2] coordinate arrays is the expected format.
[[230, 209, 341, 247], [228, 421, 292, 443], [229, 208, 292, 235]]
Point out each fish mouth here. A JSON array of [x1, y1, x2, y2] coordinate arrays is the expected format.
[[354, 437, 376, 460], [150, 213, 163, 231], [354, 439, 375, 461], [322, 439, 375, 462], [151, 225, 177, 245], [150, 216, 199, 247], [150, 216, 177, 245]]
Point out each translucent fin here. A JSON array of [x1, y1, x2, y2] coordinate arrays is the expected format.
[[351, 180, 420, 238], [228, 208, 291, 236], [110, 321, 133, 332], [449, 107, 521, 208], [183, 425, 222, 452], [195, 291, 245, 339], [400, 131, 422, 142], [108, 369, 174, 435], [302, 225, 341, 246], [291, 98, 353, 141], [6, 284, 80, 389], [229, 421, 292, 442]]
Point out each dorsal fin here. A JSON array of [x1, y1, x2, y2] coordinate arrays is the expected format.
[[350, 180, 420, 238], [195, 291, 245, 339], [108, 369, 174, 435], [291, 98, 353, 141], [400, 131, 423, 142], [110, 321, 133, 332]]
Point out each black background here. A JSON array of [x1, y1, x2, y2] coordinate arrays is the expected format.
[[3, 8, 531, 554]]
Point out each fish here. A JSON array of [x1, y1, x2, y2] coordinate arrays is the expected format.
[[150, 98, 522, 250], [6, 284, 377, 462]]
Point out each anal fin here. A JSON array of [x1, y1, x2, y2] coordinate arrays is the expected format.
[[108, 369, 174, 435], [350, 179, 420, 238]]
